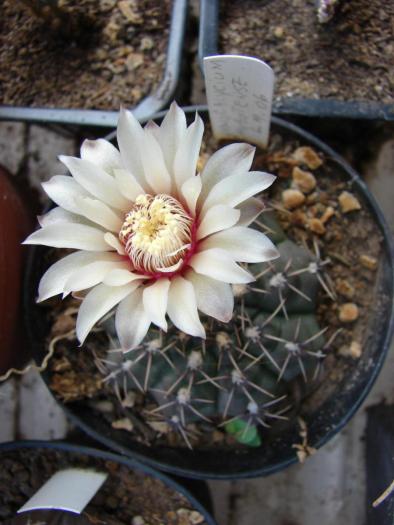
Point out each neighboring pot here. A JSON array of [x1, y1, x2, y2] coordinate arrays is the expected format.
[[0, 166, 33, 376], [0, 0, 187, 127], [199, 0, 394, 120], [25, 108, 394, 479], [0, 440, 217, 525]]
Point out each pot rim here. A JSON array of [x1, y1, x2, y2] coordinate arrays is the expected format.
[[26, 107, 394, 479], [0, 439, 217, 525]]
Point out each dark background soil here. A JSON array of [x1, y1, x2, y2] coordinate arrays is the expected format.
[[0, 0, 171, 110], [219, 0, 394, 104]]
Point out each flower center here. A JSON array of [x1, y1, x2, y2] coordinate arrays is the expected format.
[[119, 194, 193, 275]]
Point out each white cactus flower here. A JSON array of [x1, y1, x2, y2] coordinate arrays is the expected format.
[[24, 103, 279, 351]]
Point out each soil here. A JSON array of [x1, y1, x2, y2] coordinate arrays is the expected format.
[[0, 447, 206, 524], [35, 121, 386, 451], [219, 0, 394, 104], [0, 0, 171, 110]]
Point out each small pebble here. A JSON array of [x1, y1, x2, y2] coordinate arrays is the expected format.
[[339, 341, 362, 358], [339, 303, 359, 323], [292, 146, 323, 169], [338, 191, 361, 213], [140, 36, 154, 50], [308, 218, 326, 235], [132, 516, 145, 525], [177, 508, 204, 524], [292, 166, 317, 193], [336, 279, 355, 298], [119, 0, 143, 23], [274, 26, 284, 38], [126, 52, 144, 72], [359, 254, 378, 270], [282, 188, 306, 209]]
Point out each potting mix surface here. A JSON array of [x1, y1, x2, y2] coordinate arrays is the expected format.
[[0, 448, 206, 525], [37, 125, 385, 451], [0, 0, 171, 110], [219, 0, 394, 104]]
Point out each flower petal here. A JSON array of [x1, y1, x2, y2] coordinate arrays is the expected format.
[[181, 175, 202, 216], [236, 197, 265, 227], [141, 128, 172, 193], [37, 251, 118, 302], [24, 223, 111, 251], [80, 138, 121, 173], [59, 155, 129, 211], [186, 270, 234, 322], [157, 101, 187, 174], [189, 248, 254, 283], [201, 171, 276, 215], [42, 176, 91, 215], [38, 207, 90, 228], [74, 196, 123, 232], [76, 282, 140, 345], [103, 268, 144, 286], [199, 143, 255, 203], [115, 287, 151, 351], [197, 204, 240, 241], [63, 260, 129, 295], [200, 226, 279, 263], [104, 232, 126, 255], [142, 278, 170, 331], [114, 168, 145, 201], [167, 276, 205, 338], [117, 107, 148, 190], [173, 113, 204, 190]]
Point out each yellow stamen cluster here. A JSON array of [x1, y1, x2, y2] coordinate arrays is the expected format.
[[119, 194, 193, 274]]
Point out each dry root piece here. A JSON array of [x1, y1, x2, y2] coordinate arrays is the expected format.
[[282, 188, 306, 209], [359, 254, 378, 270], [339, 303, 359, 323], [292, 147, 323, 170], [292, 166, 317, 193], [339, 191, 361, 213], [292, 417, 316, 463], [320, 206, 335, 224], [112, 417, 134, 432]]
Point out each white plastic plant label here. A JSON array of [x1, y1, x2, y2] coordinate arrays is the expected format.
[[204, 55, 275, 148], [17, 468, 108, 515]]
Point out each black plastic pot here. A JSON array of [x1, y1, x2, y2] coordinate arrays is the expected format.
[[199, 0, 394, 120], [0, 440, 217, 525], [0, 0, 187, 128], [25, 107, 394, 479]]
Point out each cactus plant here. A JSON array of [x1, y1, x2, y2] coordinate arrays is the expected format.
[[93, 210, 338, 448]]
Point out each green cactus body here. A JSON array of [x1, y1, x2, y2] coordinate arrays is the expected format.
[[97, 206, 332, 448]]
